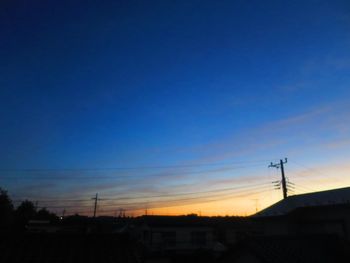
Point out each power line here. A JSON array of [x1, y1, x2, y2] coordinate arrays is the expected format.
[[13, 198, 89, 203], [41, 184, 272, 209], [289, 168, 332, 189], [0, 164, 267, 180], [293, 183, 317, 193], [0, 159, 272, 173], [3, 158, 284, 216], [13, 181, 271, 203], [104, 188, 272, 212], [100, 182, 271, 200], [289, 160, 329, 178], [35, 185, 272, 209], [55, 188, 273, 214]]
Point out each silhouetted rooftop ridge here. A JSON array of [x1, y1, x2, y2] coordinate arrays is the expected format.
[[254, 186, 350, 217]]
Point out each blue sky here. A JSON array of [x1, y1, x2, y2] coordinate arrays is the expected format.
[[1, 1, 350, 215]]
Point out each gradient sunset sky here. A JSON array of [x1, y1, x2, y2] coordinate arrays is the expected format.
[[1, 1, 350, 216]]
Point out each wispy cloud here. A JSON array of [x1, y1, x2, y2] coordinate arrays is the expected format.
[[7, 98, 350, 216]]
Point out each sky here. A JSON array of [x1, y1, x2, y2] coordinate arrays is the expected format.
[[1, 0, 350, 216]]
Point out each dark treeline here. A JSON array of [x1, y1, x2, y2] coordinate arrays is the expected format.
[[0, 188, 58, 232]]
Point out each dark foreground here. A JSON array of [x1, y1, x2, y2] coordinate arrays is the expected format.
[[1, 233, 350, 263]]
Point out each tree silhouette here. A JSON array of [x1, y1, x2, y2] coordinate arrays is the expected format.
[[0, 188, 60, 232], [36, 208, 59, 222], [15, 200, 36, 230], [0, 188, 14, 228]]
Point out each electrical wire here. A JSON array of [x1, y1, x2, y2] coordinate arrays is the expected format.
[[37, 184, 273, 209], [58, 187, 273, 214], [28, 183, 272, 206], [0, 163, 268, 181], [0, 159, 272, 173]]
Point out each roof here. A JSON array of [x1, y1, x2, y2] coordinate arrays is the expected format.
[[134, 215, 248, 228], [254, 186, 350, 217], [136, 215, 214, 227]]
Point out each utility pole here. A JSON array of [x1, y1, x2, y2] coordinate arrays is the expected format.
[[269, 158, 288, 199], [118, 208, 126, 218], [92, 193, 99, 218]]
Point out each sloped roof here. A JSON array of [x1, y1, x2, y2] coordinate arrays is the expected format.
[[254, 186, 350, 217]]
